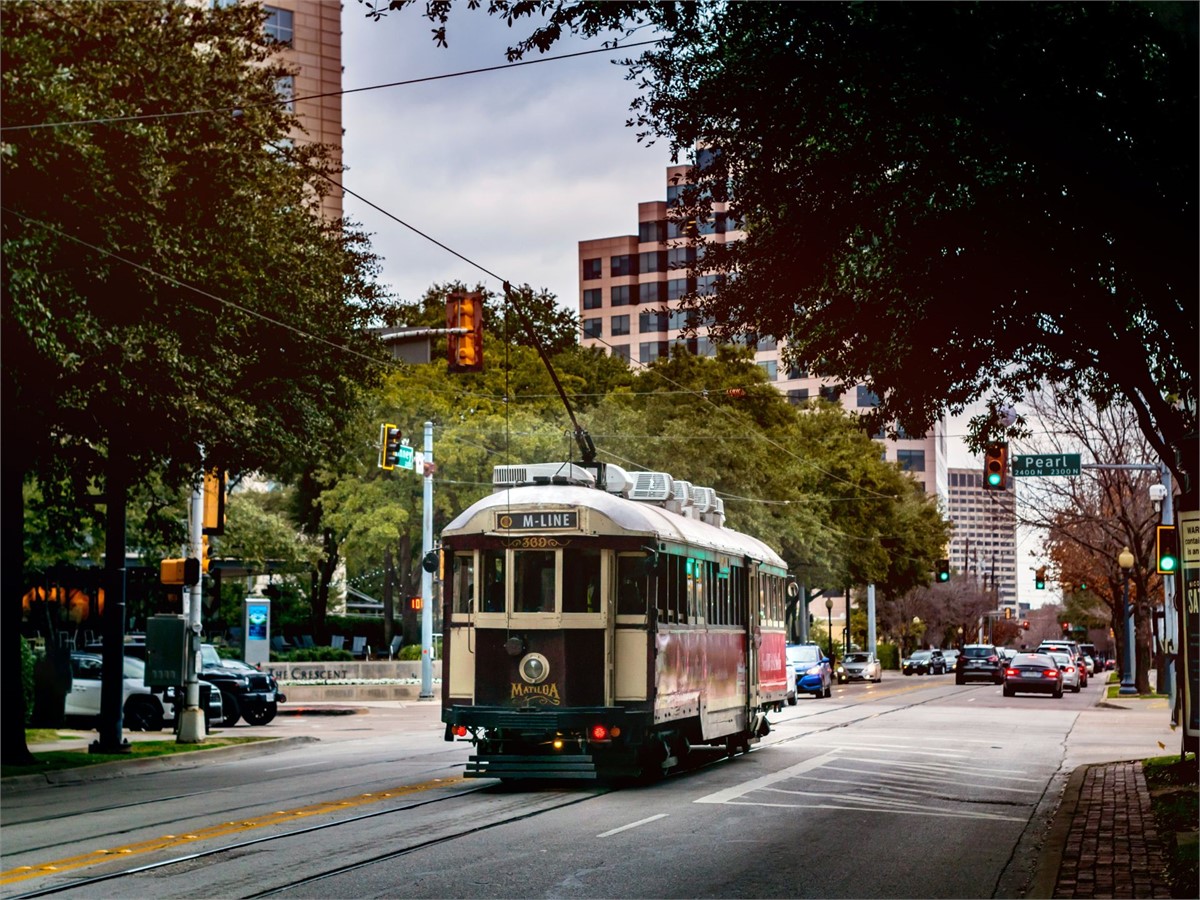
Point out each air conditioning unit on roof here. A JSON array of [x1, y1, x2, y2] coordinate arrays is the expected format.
[[692, 486, 716, 514], [603, 463, 633, 497], [492, 462, 595, 490], [629, 471, 673, 502], [667, 479, 694, 516]]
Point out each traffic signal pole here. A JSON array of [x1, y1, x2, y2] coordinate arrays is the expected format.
[[420, 420, 435, 700], [177, 480, 206, 742]]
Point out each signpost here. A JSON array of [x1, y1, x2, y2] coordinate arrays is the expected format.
[[1011, 453, 1081, 477]]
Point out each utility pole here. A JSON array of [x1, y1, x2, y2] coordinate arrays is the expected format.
[[420, 421, 435, 700]]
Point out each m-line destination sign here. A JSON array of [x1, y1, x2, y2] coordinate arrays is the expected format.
[[496, 510, 579, 531], [1012, 453, 1082, 477]]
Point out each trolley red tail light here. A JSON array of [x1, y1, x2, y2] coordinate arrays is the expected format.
[[590, 724, 610, 742], [452, 725, 468, 737]]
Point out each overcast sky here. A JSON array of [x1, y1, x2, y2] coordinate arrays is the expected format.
[[338, 6, 1049, 605], [341, 7, 670, 311]]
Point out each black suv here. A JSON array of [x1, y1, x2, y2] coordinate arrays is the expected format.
[[199, 644, 286, 726], [955, 644, 1005, 684]]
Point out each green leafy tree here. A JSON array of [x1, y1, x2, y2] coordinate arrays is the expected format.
[[2, 1, 391, 764], [368, 0, 1198, 496]]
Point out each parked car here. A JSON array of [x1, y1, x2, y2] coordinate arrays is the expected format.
[[1003, 652, 1064, 698], [66, 652, 165, 732], [955, 644, 1006, 685], [838, 651, 883, 683], [81, 643, 225, 724], [785, 655, 798, 706], [199, 643, 286, 725], [786, 643, 832, 698], [903, 649, 946, 675], [1048, 651, 1082, 693]]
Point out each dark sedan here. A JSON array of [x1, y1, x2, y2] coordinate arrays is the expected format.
[[956, 644, 1006, 685], [1003, 652, 1064, 698]]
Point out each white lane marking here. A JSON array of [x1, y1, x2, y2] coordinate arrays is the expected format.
[[829, 756, 1043, 783], [597, 813, 668, 837], [721, 799, 1026, 822], [695, 753, 835, 804]]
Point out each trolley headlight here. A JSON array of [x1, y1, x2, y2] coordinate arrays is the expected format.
[[519, 653, 550, 684]]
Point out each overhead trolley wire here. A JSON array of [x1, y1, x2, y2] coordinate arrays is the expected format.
[[0, 39, 661, 133]]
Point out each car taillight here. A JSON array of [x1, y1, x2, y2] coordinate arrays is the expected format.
[[1043, 669, 1059, 678], [1005, 668, 1018, 677], [988, 656, 998, 663], [1064, 666, 1075, 673]]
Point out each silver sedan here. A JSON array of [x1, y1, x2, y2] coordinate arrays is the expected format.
[[838, 651, 883, 683]]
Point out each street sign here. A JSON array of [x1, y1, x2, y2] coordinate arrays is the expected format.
[[395, 445, 414, 470], [1011, 453, 1081, 477]]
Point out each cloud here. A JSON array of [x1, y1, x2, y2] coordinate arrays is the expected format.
[[342, 9, 670, 308]]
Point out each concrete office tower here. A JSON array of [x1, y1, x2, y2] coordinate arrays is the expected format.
[[577, 161, 946, 501], [945, 468, 1018, 612], [259, 1, 344, 220]]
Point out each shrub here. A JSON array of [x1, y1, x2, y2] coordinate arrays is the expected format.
[[285, 647, 353, 662], [21, 637, 37, 725]]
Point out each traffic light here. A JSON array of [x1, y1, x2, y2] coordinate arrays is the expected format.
[[1004, 607, 1012, 620], [1035, 566, 1046, 590], [1061, 622, 1070, 634], [1156, 526, 1178, 574], [983, 442, 1008, 490], [936, 559, 950, 583], [447, 291, 484, 373], [202, 468, 226, 535], [378, 423, 401, 470], [161, 557, 201, 586], [201, 535, 211, 574], [1021, 620, 1031, 630]]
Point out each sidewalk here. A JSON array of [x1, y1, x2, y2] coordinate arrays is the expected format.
[[1027, 693, 1179, 899]]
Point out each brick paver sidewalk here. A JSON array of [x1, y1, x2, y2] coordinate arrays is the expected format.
[[1053, 761, 1172, 898]]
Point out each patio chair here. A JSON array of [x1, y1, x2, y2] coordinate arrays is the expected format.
[[299, 634, 316, 649], [330, 635, 345, 650], [350, 636, 367, 659], [388, 635, 402, 660]]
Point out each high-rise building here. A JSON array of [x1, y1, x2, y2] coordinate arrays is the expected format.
[[577, 161, 945, 499], [945, 468, 1018, 611], [216, 1, 343, 220]]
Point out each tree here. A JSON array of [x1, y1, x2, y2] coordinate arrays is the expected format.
[[2, 1, 391, 764], [1020, 390, 1165, 693], [367, 0, 1198, 495]]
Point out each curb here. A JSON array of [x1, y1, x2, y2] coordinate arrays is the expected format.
[[2, 735, 317, 790], [1026, 764, 1089, 899], [277, 706, 368, 717]]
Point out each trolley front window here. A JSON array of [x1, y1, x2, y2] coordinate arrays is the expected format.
[[562, 548, 602, 613], [513, 549, 555, 613], [481, 550, 506, 613]]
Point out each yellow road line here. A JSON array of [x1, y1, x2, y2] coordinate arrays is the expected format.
[[0, 777, 465, 887]]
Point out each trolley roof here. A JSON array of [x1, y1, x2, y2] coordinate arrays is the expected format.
[[443, 484, 786, 569]]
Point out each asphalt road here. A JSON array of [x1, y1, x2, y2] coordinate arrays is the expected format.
[[0, 673, 1176, 899]]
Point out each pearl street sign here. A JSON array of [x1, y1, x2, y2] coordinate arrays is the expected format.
[[1011, 453, 1081, 477]]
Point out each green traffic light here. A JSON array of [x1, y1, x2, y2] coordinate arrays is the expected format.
[[987, 472, 1002, 486], [1161, 556, 1177, 573]]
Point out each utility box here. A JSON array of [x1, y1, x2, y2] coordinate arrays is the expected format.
[[145, 614, 187, 687], [242, 597, 271, 668]]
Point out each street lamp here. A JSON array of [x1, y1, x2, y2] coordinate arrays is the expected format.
[[825, 598, 834, 661], [1119, 547, 1136, 696], [957, 626, 964, 650]]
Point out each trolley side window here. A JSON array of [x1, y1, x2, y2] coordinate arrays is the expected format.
[[563, 548, 602, 613], [617, 554, 650, 616], [514, 549, 555, 613], [481, 550, 506, 612], [452, 551, 475, 614]]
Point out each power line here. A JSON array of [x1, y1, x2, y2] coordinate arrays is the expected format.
[[0, 39, 660, 133]]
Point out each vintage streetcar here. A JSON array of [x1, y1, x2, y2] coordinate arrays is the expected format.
[[440, 460, 791, 782]]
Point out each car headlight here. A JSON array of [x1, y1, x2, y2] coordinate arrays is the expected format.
[[805, 665, 824, 676]]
